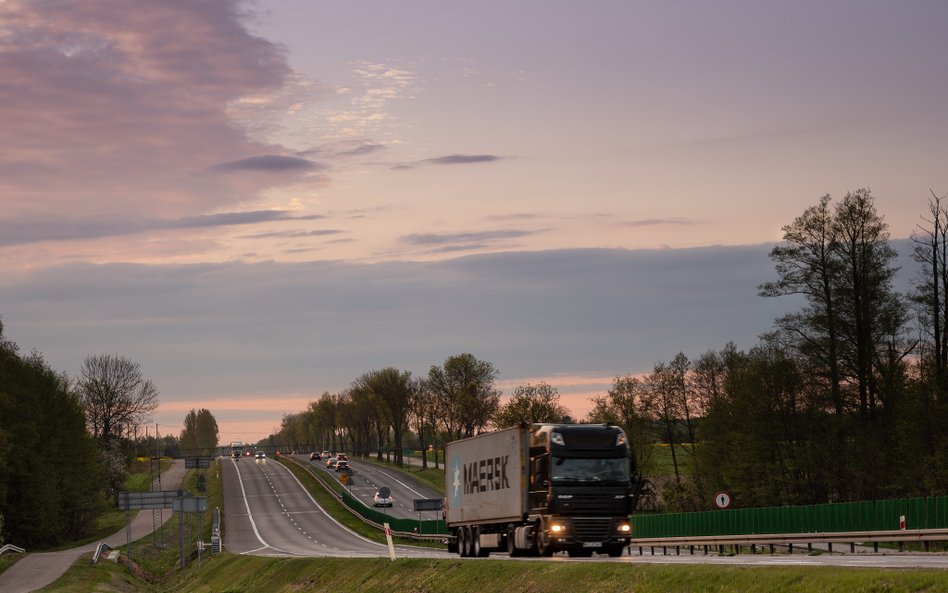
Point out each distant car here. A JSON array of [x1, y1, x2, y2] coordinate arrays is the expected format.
[[309, 451, 320, 461], [255, 451, 266, 459], [334, 460, 349, 472], [326, 456, 337, 468], [321, 450, 332, 460], [336, 453, 348, 462], [373, 489, 394, 507]]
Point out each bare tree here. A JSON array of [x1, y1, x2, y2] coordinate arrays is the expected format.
[[78, 354, 159, 445], [409, 377, 436, 469], [353, 368, 413, 465], [832, 189, 899, 418], [912, 189, 948, 398], [759, 194, 845, 416]]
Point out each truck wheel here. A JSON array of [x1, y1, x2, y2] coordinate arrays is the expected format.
[[465, 526, 476, 557], [506, 526, 519, 557], [606, 545, 624, 557], [537, 533, 554, 557], [475, 527, 490, 557], [458, 527, 468, 557]]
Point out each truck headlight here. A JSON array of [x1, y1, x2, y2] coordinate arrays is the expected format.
[[550, 523, 565, 533], [617, 523, 631, 533]]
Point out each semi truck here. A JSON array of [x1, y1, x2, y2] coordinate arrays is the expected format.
[[445, 423, 635, 557]]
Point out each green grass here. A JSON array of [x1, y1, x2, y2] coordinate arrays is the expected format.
[[279, 457, 423, 547], [0, 554, 19, 577], [281, 457, 446, 549], [646, 443, 696, 477], [123, 458, 173, 492], [159, 555, 948, 593], [365, 446, 696, 493], [357, 454, 447, 493], [36, 458, 225, 592], [33, 552, 948, 593]]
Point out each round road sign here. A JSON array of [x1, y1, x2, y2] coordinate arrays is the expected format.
[[714, 492, 732, 509]]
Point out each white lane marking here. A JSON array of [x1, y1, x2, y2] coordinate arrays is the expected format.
[[272, 460, 388, 549], [231, 458, 297, 556], [359, 463, 427, 498]]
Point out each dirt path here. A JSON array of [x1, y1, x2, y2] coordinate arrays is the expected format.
[[0, 459, 188, 593]]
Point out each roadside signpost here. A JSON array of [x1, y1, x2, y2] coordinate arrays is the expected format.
[[413, 498, 443, 533], [117, 490, 208, 570], [384, 522, 396, 561], [185, 456, 212, 469], [714, 492, 732, 510]]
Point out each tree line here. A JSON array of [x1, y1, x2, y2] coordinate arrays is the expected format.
[[0, 330, 219, 547], [268, 188, 948, 513], [261, 353, 571, 469], [588, 189, 948, 511]]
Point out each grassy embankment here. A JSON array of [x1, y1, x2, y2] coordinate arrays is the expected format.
[[36, 456, 221, 592], [278, 456, 443, 549], [48, 552, 948, 593], [28, 453, 948, 593]]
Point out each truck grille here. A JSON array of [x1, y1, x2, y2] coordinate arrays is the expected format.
[[571, 517, 612, 542], [557, 492, 624, 514]]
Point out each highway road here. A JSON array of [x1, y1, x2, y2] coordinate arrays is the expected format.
[[220, 456, 447, 558], [300, 455, 443, 520], [221, 456, 948, 569]]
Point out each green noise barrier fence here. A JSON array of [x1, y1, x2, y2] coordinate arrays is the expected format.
[[630, 495, 948, 539], [289, 457, 448, 535], [340, 489, 447, 535]]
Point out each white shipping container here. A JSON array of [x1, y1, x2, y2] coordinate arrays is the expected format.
[[445, 426, 529, 525]]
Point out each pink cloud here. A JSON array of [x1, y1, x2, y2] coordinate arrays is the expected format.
[[0, 0, 307, 222]]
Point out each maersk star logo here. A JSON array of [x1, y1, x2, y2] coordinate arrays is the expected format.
[[452, 459, 462, 501]]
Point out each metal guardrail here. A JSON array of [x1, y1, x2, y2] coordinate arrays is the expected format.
[[282, 457, 446, 542], [91, 542, 111, 564], [211, 507, 221, 554], [0, 544, 25, 556], [629, 527, 948, 555]]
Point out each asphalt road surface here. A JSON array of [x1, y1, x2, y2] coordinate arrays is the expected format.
[[301, 455, 443, 520], [220, 456, 447, 558], [222, 457, 948, 569]]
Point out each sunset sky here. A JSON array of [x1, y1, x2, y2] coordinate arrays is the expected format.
[[1, 1, 945, 444]]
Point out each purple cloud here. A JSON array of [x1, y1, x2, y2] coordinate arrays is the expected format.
[[0, 0, 299, 222], [209, 155, 325, 174]]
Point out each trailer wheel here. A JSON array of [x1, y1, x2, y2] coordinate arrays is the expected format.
[[458, 526, 468, 557]]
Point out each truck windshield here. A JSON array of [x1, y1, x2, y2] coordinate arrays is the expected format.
[[551, 457, 629, 484]]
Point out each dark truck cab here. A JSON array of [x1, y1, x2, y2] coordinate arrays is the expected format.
[[527, 423, 633, 556]]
